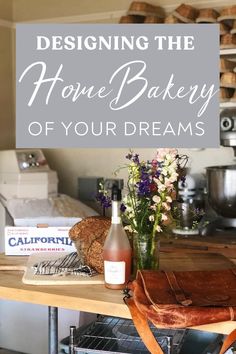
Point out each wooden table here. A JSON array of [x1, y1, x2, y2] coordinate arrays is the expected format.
[[0, 252, 236, 353], [161, 231, 236, 262]]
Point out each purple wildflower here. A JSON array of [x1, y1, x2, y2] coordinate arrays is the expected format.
[[194, 208, 205, 217], [96, 193, 112, 208], [137, 164, 151, 196], [126, 152, 140, 164], [132, 154, 139, 164], [180, 175, 186, 187], [154, 169, 161, 178], [120, 203, 126, 212], [137, 179, 151, 196], [126, 153, 133, 160]]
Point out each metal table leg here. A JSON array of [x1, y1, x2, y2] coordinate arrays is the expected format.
[[69, 326, 76, 354], [48, 306, 58, 354]]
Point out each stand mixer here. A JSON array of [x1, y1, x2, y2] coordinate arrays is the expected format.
[[205, 109, 236, 229], [172, 173, 206, 235]]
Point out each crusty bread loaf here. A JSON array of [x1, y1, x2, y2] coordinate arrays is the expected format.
[[69, 216, 111, 273]]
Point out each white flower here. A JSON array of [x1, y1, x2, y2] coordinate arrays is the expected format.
[[161, 167, 168, 176], [166, 196, 172, 203], [155, 178, 166, 192], [162, 202, 171, 211], [153, 177, 159, 184], [156, 225, 163, 232], [159, 183, 167, 192], [154, 175, 164, 184], [165, 153, 172, 161], [163, 178, 173, 189], [124, 225, 135, 233], [149, 215, 155, 222], [156, 148, 177, 163], [152, 195, 161, 204], [161, 213, 168, 221], [169, 172, 178, 183]]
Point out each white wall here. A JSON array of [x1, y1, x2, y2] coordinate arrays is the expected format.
[[44, 147, 235, 198], [0, 301, 80, 354], [0, 1, 235, 353]]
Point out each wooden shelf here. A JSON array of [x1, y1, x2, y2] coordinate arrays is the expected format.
[[220, 51, 236, 110], [220, 48, 236, 56], [220, 101, 236, 109]]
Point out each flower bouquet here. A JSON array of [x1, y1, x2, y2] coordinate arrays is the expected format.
[[97, 148, 187, 270], [120, 149, 187, 270]]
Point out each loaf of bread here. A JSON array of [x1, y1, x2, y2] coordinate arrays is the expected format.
[[69, 216, 111, 273]]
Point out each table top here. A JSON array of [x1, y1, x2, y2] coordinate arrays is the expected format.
[[161, 231, 236, 258], [0, 252, 235, 335]]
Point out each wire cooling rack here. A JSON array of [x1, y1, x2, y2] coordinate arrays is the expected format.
[[74, 316, 186, 354]]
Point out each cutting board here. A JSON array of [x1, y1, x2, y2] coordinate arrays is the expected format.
[[22, 253, 104, 285], [0, 252, 234, 286]]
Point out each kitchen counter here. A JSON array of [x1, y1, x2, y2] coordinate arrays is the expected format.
[[0, 252, 236, 335]]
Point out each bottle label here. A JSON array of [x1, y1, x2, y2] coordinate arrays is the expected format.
[[111, 216, 121, 224], [104, 261, 125, 284]]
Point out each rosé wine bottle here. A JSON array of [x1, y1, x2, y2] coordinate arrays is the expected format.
[[103, 186, 131, 290]]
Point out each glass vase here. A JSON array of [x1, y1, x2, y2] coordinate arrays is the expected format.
[[132, 233, 160, 272]]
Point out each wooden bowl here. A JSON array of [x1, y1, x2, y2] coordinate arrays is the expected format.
[[230, 89, 236, 102], [128, 1, 165, 18], [119, 15, 144, 23], [220, 33, 236, 49], [218, 5, 236, 22], [220, 72, 236, 88], [220, 58, 236, 73], [220, 22, 230, 35], [220, 87, 234, 102], [144, 15, 163, 23], [196, 8, 219, 23], [231, 20, 236, 34], [172, 3, 199, 23], [164, 14, 182, 23]]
